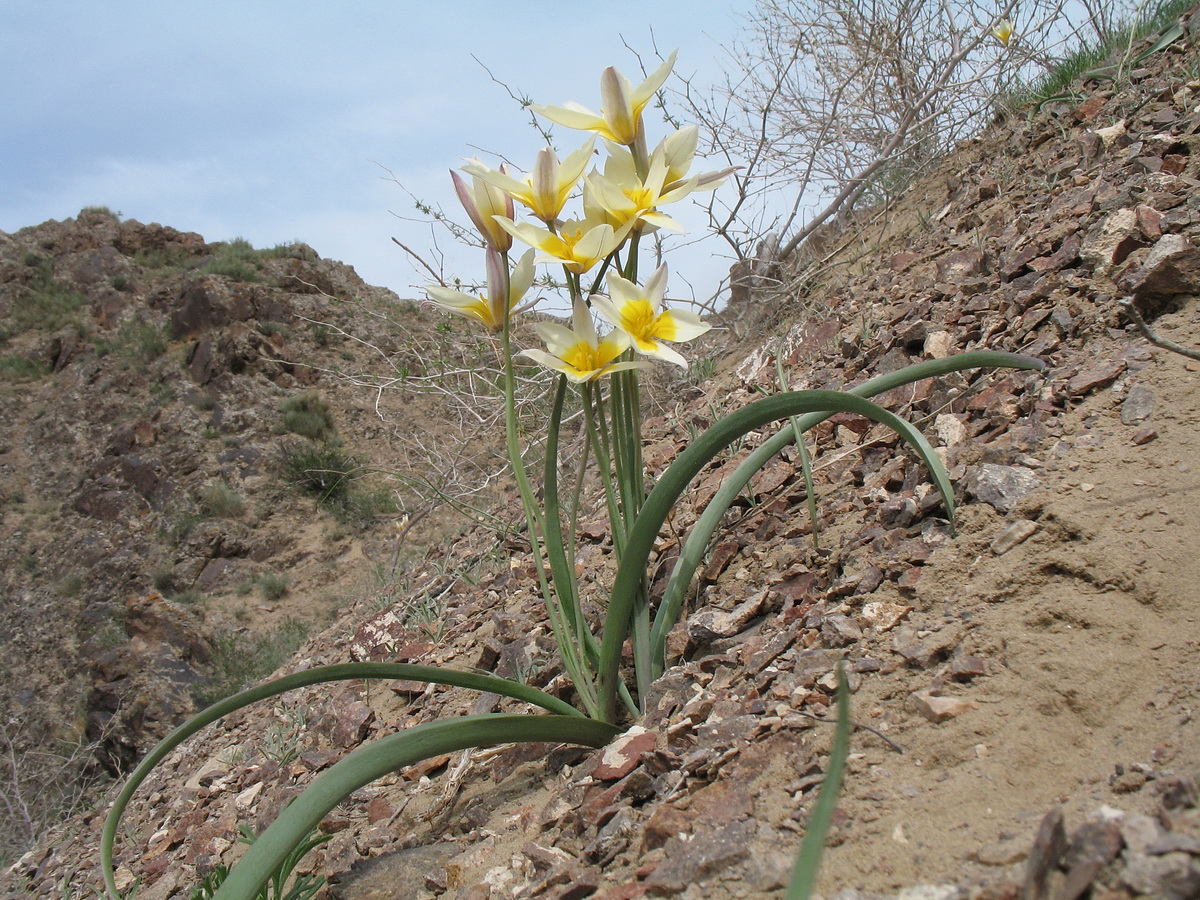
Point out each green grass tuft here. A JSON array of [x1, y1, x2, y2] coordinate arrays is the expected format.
[[0, 356, 52, 381], [196, 619, 310, 707], [198, 481, 246, 519], [280, 393, 336, 442]]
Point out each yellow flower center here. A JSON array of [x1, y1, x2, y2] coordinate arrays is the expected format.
[[623, 187, 655, 210], [559, 228, 585, 256], [562, 341, 602, 375], [622, 299, 658, 337]]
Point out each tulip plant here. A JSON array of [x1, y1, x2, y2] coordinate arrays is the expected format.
[[102, 54, 1043, 900]]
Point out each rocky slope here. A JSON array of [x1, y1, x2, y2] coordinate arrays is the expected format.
[[0, 213, 505, 866], [5, 18, 1200, 900]]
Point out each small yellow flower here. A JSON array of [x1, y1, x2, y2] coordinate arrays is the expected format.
[[992, 19, 1014, 46], [532, 51, 678, 146], [463, 139, 595, 224], [496, 217, 632, 274], [425, 248, 536, 331], [592, 264, 711, 368], [521, 299, 649, 383], [451, 167, 514, 251], [590, 132, 734, 232], [583, 153, 686, 234]]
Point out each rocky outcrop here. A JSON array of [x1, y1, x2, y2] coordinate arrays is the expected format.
[[0, 211, 442, 824]]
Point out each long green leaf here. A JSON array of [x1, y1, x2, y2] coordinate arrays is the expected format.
[[787, 663, 850, 899], [648, 350, 1043, 674], [598, 389, 951, 721], [212, 714, 618, 900], [102, 663, 583, 900]]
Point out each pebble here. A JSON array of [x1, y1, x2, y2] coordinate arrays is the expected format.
[[911, 690, 976, 723], [990, 519, 1039, 555], [1132, 425, 1158, 445], [1121, 383, 1156, 424]]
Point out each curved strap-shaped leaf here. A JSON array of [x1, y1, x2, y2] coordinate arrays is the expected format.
[[597, 389, 949, 721], [648, 350, 1045, 672], [102, 663, 582, 900], [787, 663, 850, 899], [212, 714, 618, 900]]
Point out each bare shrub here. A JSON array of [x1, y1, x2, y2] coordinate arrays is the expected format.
[[0, 721, 108, 867], [679, 0, 1142, 274]]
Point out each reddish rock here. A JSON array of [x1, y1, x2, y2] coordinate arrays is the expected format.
[[366, 796, 395, 825], [642, 805, 694, 852], [1118, 233, 1200, 311], [1067, 360, 1126, 396], [643, 819, 755, 895], [330, 701, 375, 748], [1132, 426, 1159, 445], [936, 248, 987, 282], [594, 728, 658, 781]]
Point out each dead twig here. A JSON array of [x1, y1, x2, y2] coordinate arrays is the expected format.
[[1119, 298, 1200, 362]]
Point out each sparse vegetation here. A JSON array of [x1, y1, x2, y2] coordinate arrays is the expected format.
[[1002, 0, 1193, 109], [256, 572, 289, 602], [196, 619, 310, 707], [198, 481, 246, 519], [1, 254, 89, 340], [133, 245, 198, 271], [686, 355, 718, 385], [279, 442, 358, 504], [188, 392, 218, 411], [162, 508, 204, 546], [277, 441, 396, 526], [94, 318, 169, 367], [0, 355, 51, 381], [79, 205, 121, 219], [0, 723, 108, 870], [257, 320, 289, 337], [279, 393, 336, 442]]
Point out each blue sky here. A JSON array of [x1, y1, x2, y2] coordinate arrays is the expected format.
[[1, 2, 749, 304]]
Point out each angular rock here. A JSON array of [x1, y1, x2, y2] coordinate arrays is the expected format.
[[594, 727, 657, 781], [1024, 807, 1068, 900], [911, 690, 976, 723], [330, 701, 375, 748], [1058, 819, 1123, 900], [1132, 426, 1159, 445], [643, 819, 755, 895], [1081, 208, 1142, 269], [990, 519, 1039, 555], [821, 613, 863, 647], [966, 463, 1041, 513], [1118, 233, 1200, 313], [892, 624, 962, 669], [1122, 852, 1200, 897], [1120, 384, 1155, 424], [936, 248, 987, 282], [1067, 359, 1126, 396], [948, 655, 988, 681], [861, 601, 913, 633], [687, 590, 768, 646]]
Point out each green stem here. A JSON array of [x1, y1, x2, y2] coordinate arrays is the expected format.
[[542, 376, 600, 713], [500, 284, 598, 716], [583, 382, 625, 557]]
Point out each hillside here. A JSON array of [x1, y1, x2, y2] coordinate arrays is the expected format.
[[0, 214, 511, 864], [4, 19, 1200, 900]]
